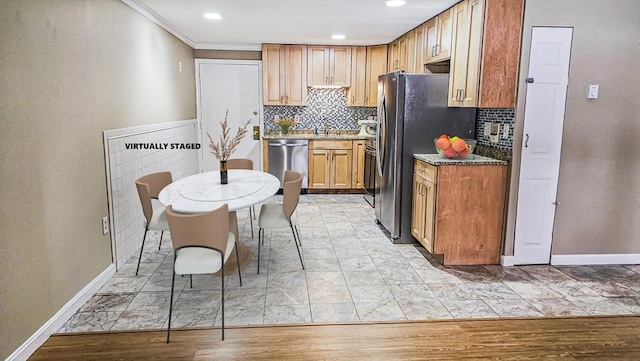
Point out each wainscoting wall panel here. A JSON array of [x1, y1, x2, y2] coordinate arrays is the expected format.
[[103, 120, 198, 268]]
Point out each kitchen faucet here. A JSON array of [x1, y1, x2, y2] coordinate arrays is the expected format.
[[324, 118, 329, 136]]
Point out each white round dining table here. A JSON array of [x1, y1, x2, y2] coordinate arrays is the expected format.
[[158, 169, 280, 272]]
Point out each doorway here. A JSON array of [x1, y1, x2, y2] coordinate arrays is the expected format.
[[513, 27, 573, 265], [196, 60, 263, 172]]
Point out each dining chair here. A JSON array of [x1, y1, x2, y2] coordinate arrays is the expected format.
[[135, 171, 172, 276], [257, 170, 304, 274], [165, 203, 241, 342], [226, 158, 256, 238]]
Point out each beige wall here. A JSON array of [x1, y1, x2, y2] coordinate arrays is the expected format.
[[0, 0, 195, 357], [505, 0, 640, 256]]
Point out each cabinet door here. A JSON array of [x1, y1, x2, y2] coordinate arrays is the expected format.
[[330, 149, 353, 189], [308, 149, 330, 188], [349, 46, 367, 106], [435, 7, 454, 61], [422, 179, 436, 252], [307, 46, 329, 86], [424, 18, 438, 64], [398, 36, 407, 71], [448, 0, 470, 106], [404, 30, 416, 73], [284, 45, 308, 105], [352, 140, 365, 188], [461, 0, 484, 107], [262, 44, 284, 105], [388, 39, 399, 71], [330, 46, 351, 86], [414, 23, 426, 73], [365, 45, 387, 106], [411, 175, 426, 242]]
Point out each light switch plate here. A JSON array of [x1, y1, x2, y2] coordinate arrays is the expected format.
[[501, 124, 509, 139], [490, 134, 499, 143], [587, 84, 599, 99], [483, 123, 491, 136]]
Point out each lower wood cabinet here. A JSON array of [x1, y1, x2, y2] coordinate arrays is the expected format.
[[411, 159, 507, 265], [308, 140, 353, 189]]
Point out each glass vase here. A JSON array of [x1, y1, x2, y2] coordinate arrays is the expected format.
[[220, 160, 228, 185]]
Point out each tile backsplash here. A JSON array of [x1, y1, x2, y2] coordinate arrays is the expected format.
[[475, 108, 515, 149], [264, 88, 376, 131], [474, 108, 515, 163]]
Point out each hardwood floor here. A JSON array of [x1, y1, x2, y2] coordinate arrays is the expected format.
[[31, 316, 640, 360]]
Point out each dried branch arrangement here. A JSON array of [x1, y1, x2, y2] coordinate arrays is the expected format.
[[206, 109, 253, 161]]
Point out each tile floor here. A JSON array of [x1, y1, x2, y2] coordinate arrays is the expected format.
[[59, 195, 640, 333]]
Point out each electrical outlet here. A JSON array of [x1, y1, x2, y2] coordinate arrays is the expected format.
[[102, 216, 109, 235], [501, 124, 509, 139]]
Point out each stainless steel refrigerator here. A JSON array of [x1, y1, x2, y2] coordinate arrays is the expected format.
[[375, 72, 476, 243]]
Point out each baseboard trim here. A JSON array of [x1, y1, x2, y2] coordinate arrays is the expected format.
[[6, 263, 116, 361], [500, 255, 515, 267], [550, 253, 640, 266]]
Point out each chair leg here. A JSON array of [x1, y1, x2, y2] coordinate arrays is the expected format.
[[257, 228, 262, 274], [294, 225, 302, 247], [235, 242, 242, 286], [158, 231, 163, 250], [166, 268, 176, 343], [136, 228, 148, 276], [252, 205, 256, 220], [290, 226, 305, 270], [221, 262, 225, 341], [190, 274, 193, 289], [249, 208, 254, 238]]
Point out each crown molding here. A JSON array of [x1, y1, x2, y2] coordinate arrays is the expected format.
[[121, 0, 196, 48], [195, 43, 263, 51]]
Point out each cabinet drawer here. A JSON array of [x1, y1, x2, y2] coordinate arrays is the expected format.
[[309, 140, 352, 150], [414, 159, 437, 183]]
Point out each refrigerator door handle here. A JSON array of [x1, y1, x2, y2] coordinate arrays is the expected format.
[[376, 93, 386, 177]]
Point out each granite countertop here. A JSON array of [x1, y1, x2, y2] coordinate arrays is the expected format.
[[414, 153, 507, 166]]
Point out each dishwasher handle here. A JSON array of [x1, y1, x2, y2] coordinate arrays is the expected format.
[[269, 144, 306, 147]]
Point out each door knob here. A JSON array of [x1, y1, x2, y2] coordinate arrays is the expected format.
[[253, 126, 260, 140]]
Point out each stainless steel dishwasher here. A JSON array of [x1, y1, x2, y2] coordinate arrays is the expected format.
[[267, 139, 308, 189]]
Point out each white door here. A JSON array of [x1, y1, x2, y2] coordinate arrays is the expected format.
[[514, 27, 573, 265], [196, 60, 263, 172]]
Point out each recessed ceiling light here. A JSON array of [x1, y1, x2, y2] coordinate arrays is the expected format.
[[203, 13, 222, 20], [386, 0, 406, 7], [332, 34, 346, 40]]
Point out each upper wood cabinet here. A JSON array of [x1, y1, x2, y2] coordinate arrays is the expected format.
[[348, 45, 388, 107], [404, 30, 417, 73], [365, 45, 388, 106], [308, 46, 351, 87], [348, 46, 367, 106], [388, 39, 400, 72], [448, 0, 524, 107], [262, 44, 308, 105], [425, 7, 454, 64], [413, 23, 426, 73]]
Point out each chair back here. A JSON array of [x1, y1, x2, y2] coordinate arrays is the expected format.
[[165, 204, 230, 254], [135, 172, 172, 223], [282, 170, 303, 220], [226, 158, 253, 170]]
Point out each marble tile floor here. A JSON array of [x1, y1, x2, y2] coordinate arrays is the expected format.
[[59, 195, 640, 333]]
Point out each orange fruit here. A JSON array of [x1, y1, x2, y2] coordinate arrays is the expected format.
[[458, 147, 470, 158], [443, 147, 457, 159], [435, 137, 451, 150], [451, 138, 468, 152]]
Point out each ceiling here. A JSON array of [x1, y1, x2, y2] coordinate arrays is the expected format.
[[124, 0, 459, 50]]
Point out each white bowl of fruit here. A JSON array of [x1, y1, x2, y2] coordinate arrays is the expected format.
[[434, 135, 477, 159]]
